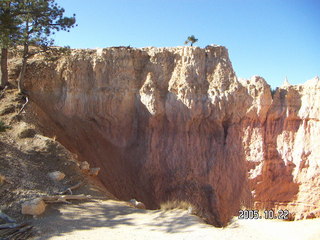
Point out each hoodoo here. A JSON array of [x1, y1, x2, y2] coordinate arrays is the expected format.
[[18, 46, 320, 226]]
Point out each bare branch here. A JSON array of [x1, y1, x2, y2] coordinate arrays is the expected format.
[[59, 181, 84, 195], [0, 86, 8, 99], [42, 194, 91, 203], [0, 211, 16, 223], [18, 96, 28, 115]]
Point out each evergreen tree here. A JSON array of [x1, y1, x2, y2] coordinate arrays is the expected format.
[[184, 35, 198, 46], [0, 0, 77, 92], [0, 0, 21, 88]]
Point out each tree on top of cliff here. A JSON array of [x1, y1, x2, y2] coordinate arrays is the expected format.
[[0, 0, 77, 92], [184, 35, 198, 46]]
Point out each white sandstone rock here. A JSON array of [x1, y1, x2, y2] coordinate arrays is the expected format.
[[80, 161, 90, 171]]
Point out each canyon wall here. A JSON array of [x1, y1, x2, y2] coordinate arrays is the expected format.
[[19, 46, 320, 225]]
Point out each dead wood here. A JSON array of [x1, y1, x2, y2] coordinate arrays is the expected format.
[[0, 211, 16, 223], [18, 96, 28, 115], [0, 85, 8, 99], [59, 181, 84, 195], [7, 225, 33, 239], [0, 223, 22, 229], [42, 194, 91, 203]]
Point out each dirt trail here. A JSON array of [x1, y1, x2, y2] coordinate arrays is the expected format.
[[31, 200, 320, 240], [0, 89, 112, 222]]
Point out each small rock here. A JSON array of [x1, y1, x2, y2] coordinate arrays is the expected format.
[[135, 202, 146, 209], [89, 167, 100, 176], [48, 171, 65, 181], [71, 153, 78, 160], [129, 199, 146, 209], [80, 161, 90, 171], [22, 198, 46, 216]]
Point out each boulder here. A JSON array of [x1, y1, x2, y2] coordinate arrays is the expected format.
[[21, 198, 46, 216]]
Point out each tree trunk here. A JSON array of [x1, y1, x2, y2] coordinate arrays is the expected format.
[[0, 48, 9, 89], [18, 44, 29, 94]]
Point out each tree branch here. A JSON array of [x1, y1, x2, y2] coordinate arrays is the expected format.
[[42, 194, 91, 203], [59, 181, 84, 195], [18, 96, 29, 115], [0, 86, 8, 99], [0, 211, 16, 223]]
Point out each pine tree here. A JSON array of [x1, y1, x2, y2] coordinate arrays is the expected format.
[[0, 1, 21, 88], [184, 35, 198, 46], [0, 0, 77, 92]]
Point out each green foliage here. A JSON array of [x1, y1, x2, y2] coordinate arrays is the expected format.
[[184, 35, 198, 46], [44, 45, 71, 62], [0, 1, 21, 48], [0, 120, 10, 132], [57, 46, 71, 55], [0, 0, 77, 92], [0, 0, 77, 52], [18, 0, 76, 49]]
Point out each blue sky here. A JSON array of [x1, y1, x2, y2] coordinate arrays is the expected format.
[[55, 0, 319, 88]]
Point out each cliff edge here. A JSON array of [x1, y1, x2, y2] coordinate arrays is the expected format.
[[12, 45, 319, 226]]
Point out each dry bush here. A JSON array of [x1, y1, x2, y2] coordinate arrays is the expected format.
[[160, 200, 213, 224], [0, 120, 11, 132], [160, 200, 195, 212]]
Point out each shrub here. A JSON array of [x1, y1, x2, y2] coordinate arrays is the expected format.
[[160, 200, 195, 212], [0, 120, 11, 132], [184, 35, 198, 46]]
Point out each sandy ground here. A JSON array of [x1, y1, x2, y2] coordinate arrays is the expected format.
[[31, 200, 320, 240]]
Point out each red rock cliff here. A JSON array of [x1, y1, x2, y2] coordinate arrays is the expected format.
[[21, 46, 320, 225]]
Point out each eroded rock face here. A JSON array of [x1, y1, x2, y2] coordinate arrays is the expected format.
[[21, 46, 320, 225], [245, 79, 320, 220]]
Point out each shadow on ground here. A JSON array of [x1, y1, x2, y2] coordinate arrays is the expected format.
[[32, 200, 206, 239]]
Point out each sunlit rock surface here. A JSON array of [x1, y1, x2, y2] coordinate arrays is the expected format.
[[20, 46, 320, 225]]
